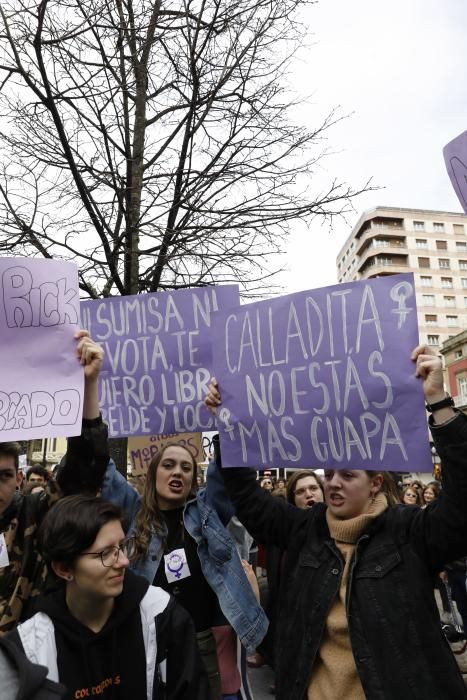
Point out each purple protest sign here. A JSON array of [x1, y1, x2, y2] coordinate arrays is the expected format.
[[443, 130, 467, 213], [81, 285, 239, 437], [212, 274, 433, 471], [0, 258, 83, 441]]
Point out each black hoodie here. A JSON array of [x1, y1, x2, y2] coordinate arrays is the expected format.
[[8, 570, 209, 700]]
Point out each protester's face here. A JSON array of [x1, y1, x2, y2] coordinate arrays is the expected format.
[[65, 520, 129, 600], [323, 470, 382, 519], [28, 473, 45, 486], [0, 456, 21, 516], [403, 488, 418, 505], [155, 446, 194, 509], [261, 479, 273, 491], [423, 487, 436, 504], [293, 475, 324, 509]]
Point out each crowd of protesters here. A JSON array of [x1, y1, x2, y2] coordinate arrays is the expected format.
[[1, 339, 467, 699]]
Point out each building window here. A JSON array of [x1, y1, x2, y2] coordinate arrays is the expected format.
[[456, 241, 467, 251], [427, 335, 440, 346], [31, 439, 43, 452], [416, 239, 428, 249], [455, 350, 463, 359], [464, 297, 467, 307], [418, 257, 430, 268], [459, 260, 467, 271], [454, 224, 465, 235], [441, 277, 453, 288], [425, 314, 437, 325], [439, 258, 450, 269], [462, 278, 467, 289], [413, 221, 425, 230], [420, 276, 432, 287], [447, 315, 459, 327], [436, 240, 447, 250], [444, 296, 456, 307], [422, 294, 435, 306], [459, 375, 467, 398], [433, 222, 445, 231]]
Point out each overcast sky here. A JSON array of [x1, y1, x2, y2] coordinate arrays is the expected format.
[[280, 0, 467, 293]]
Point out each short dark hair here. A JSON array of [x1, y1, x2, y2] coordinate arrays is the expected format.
[[0, 442, 21, 471], [286, 470, 324, 505], [38, 495, 125, 567], [26, 466, 49, 481]]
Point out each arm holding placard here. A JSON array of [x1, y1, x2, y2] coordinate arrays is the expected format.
[[206, 379, 308, 550], [54, 332, 110, 498], [399, 346, 467, 571]]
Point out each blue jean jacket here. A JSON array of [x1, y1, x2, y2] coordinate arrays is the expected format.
[[100, 461, 268, 653]]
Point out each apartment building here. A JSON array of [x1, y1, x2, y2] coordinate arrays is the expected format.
[[337, 206, 467, 348]]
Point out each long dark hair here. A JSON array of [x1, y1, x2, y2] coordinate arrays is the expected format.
[[133, 443, 197, 561]]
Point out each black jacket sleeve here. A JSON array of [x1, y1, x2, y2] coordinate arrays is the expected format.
[[155, 597, 209, 700], [400, 412, 467, 571], [54, 415, 110, 497], [2, 632, 67, 699], [214, 434, 308, 551]]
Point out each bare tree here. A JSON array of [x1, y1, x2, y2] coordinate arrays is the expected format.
[[0, 0, 370, 298]]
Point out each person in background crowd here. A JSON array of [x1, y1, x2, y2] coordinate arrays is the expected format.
[[402, 485, 423, 506], [0, 331, 108, 633], [206, 345, 467, 699], [25, 467, 50, 488], [286, 470, 324, 508], [260, 478, 274, 492], [422, 481, 441, 506], [100, 441, 267, 700], [7, 496, 208, 699]]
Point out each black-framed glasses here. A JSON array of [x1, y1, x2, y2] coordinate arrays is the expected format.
[[80, 536, 136, 567]]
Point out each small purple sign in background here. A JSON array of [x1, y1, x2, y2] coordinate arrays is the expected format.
[[212, 274, 433, 471], [81, 285, 239, 437], [0, 258, 83, 441], [443, 130, 467, 214]]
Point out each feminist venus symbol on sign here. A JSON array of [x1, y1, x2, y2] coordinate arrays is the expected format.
[[211, 273, 432, 472]]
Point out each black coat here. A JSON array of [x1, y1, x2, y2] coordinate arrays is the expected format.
[[215, 413, 467, 700]]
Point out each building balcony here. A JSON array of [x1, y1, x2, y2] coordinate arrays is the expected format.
[[358, 253, 409, 277], [355, 226, 406, 256]]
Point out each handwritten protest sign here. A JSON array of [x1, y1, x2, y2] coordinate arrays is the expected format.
[[0, 258, 83, 441], [212, 274, 432, 471], [128, 432, 204, 476], [443, 130, 467, 214], [81, 285, 239, 437]]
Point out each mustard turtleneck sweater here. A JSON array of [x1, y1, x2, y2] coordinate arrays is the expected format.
[[307, 492, 388, 700]]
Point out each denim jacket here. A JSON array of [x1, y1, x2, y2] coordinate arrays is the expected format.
[[100, 461, 268, 653]]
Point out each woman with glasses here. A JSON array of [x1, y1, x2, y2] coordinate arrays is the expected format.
[[402, 485, 423, 506], [7, 495, 208, 700]]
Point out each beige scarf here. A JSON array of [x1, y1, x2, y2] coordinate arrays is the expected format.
[[307, 492, 388, 700]]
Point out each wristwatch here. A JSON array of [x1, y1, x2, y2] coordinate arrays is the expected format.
[[425, 394, 455, 413]]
